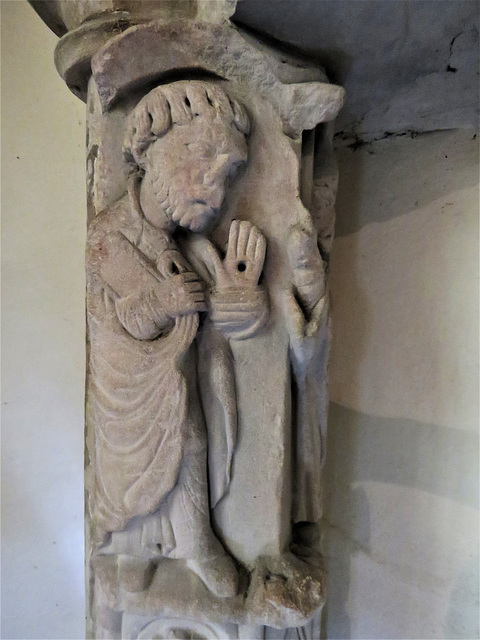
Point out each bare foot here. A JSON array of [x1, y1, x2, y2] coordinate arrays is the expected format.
[[186, 549, 238, 598]]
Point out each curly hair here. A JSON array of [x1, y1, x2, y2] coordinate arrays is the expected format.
[[123, 80, 250, 172]]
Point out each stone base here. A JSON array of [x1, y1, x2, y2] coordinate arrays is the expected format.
[[93, 549, 326, 633]]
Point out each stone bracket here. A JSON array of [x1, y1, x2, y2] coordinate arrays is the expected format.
[[90, 20, 345, 136]]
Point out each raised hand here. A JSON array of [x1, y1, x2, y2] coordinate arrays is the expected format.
[[205, 220, 268, 340], [207, 220, 266, 292]]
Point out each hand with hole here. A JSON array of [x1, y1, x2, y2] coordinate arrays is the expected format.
[[207, 220, 266, 291], [207, 220, 268, 340]]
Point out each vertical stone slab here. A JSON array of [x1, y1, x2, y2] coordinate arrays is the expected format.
[[28, 3, 344, 638]]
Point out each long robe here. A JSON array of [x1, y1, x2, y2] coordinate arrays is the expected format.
[[86, 181, 328, 545], [86, 184, 237, 536]]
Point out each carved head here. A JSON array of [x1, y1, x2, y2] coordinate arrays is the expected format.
[[124, 80, 250, 232]]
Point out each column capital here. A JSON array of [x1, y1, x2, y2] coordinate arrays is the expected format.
[[29, 0, 238, 101]]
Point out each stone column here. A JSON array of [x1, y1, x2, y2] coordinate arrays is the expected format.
[[29, 2, 344, 638]]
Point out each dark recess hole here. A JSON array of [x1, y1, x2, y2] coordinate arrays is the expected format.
[[446, 64, 458, 73], [237, 262, 246, 272]]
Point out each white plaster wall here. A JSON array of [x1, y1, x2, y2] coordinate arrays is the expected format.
[[325, 129, 479, 640], [1, 2, 86, 638], [1, 2, 478, 639]]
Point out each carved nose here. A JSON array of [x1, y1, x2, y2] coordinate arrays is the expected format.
[[204, 155, 230, 186]]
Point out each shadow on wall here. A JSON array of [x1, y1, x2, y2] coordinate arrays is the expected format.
[[320, 133, 368, 640], [333, 130, 479, 238], [322, 403, 479, 639], [445, 559, 480, 640], [319, 130, 479, 639], [326, 403, 478, 510]]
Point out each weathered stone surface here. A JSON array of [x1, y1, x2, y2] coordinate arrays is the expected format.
[[31, 0, 478, 138], [84, 63, 337, 638], [93, 550, 325, 628], [90, 20, 344, 136], [29, 4, 343, 637], [31, 0, 248, 101], [30, 0, 237, 35]]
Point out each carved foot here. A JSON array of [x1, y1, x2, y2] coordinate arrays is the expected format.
[[245, 552, 326, 628], [186, 552, 238, 599], [118, 555, 155, 593]]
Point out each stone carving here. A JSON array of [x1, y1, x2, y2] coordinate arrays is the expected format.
[[87, 81, 266, 600], [86, 78, 332, 638], [28, 2, 345, 636]]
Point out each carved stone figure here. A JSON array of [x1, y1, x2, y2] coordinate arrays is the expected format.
[[28, 2, 345, 636], [87, 80, 271, 599]]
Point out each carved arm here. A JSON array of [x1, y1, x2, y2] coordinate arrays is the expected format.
[[90, 230, 206, 340]]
